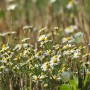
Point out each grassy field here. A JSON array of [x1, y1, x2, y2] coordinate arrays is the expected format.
[[0, 0, 90, 90]]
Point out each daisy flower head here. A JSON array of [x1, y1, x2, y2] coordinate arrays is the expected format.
[[73, 49, 81, 58], [35, 50, 43, 58], [45, 49, 52, 55], [7, 4, 17, 11], [1, 45, 9, 52], [63, 50, 71, 56], [65, 25, 78, 34], [62, 36, 75, 43], [66, 0, 74, 9], [63, 44, 72, 50], [32, 75, 40, 81], [50, 55, 60, 68], [73, 52, 81, 58], [38, 34, 48, 42], [41, 62, 50, 71]]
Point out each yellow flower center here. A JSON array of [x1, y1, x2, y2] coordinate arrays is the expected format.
[[52, 59, 57, 63], [53, 75, 57, 80]]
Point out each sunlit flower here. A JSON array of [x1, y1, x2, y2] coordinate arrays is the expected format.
[[7, 4, 17, 11], [38, 35, 48, 42], [22, 38, 30, 42], [45, 49, 52, 55], [62, 37, 75, 43], [13, 44, 22, 51], [35, 51, 43, 58], [66, 0, 74, 9], [73, 52, 81, 58], [65, 25, 78, 34], [63, 44, 72, 49], [41, 62, 50, 71], [50, 55, 60, 67], [53, 44, 60, 50], [0, 45, 9, 52], [63, 50, 71, 56], [32, 75, 39, 81], [22, 43, 29, 48], [53, 75, 57, 80], [40, 73, 47, 79], [62, 37, 71, 43]]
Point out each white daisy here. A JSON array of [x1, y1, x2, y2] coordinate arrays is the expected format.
[[65, 25, 78, 34]]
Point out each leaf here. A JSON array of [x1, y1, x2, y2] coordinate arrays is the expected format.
[[73, 75, 78, 85], [0, 11, 5, 18], [84, 75, 88, 87], [60, 84, 71, 90], [69, 80, 77, 90]]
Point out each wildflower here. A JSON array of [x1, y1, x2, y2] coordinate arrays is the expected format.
[[40, 73, 47, 79], [53, 44, 60, 50], [1, 45, 9, 52], [0, 66, 6, 71], [7, 4, 17, 11], [22, 38, 30, 42], [0, 32, 9, 36], [62, 67, 66, 72], [70, 49, 75, 54], [63, 50, 71, 56], [62, 37, 75, 43], [13, 44, 22, 51], [14, 55, 19, 61], [23, 25, 33, 30], [66, 0, 74, 9], [53, 75, 57, 80], [63, 44, 72, 49], [39, 27, 47, 33], [65, 25, 78, 34], [73, 52, 81, 58], [62, 37, 71, 43], [7, 32, 16, 35], [19, 53, 23, 58], [35, 50, 43, 58], [45, 50, 52, 55], [44, 83, 48, 87], [41, 62, 50, 71], [22, 43, 29, 48], [33, 75, 39, 81], [50, 55, 60, 67], [38, 35, 48, 43]]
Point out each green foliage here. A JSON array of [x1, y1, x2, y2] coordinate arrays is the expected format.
[[36, 0, 48, 11], [0, 11, 4, 18], [60, 84, 71, 90]]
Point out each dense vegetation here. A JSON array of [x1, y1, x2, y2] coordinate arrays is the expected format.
[[0, 0, 90, 90]]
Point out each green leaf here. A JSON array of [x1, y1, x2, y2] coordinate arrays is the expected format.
[[84, 75, 88, 87], [0, 11, 5, 18], [69, 80, 77, 90], [60, 84, 71, 90]]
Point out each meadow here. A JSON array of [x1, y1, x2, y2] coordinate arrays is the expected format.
[[0, 0, 90, 90]]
